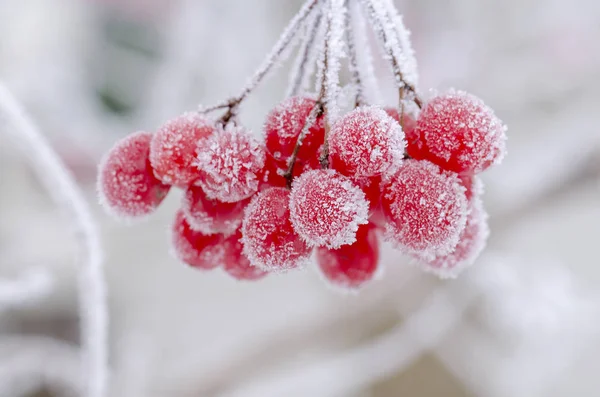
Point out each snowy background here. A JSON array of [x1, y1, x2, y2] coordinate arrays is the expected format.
[[1, 0, 599, 396]]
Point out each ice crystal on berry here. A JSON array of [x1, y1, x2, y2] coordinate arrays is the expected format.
[[150, 112, 215, 186], [264, 95, 325, 168], [195, 123, 265, 203], [181, 185, 248, 236], [222, 231, 268, 281], [289, 169, 369, 249], [241, 187, 312, 272], [316, 223, 380, 290], [170, 210, 224, 270], [329, 106, 405, 177], [98, 131, 170, 219], [413, 90, 507, 173], [381, 159, 467, 259], [420, 196, 489, 278]]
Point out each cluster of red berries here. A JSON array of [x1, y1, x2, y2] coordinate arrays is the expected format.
[[98, 89, 506, 288]]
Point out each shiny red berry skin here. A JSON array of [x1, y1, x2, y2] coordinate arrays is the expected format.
[[150, 112, 215, 186], [171, 210, 224, 270], [181, 185, 249, 236], [98, 131, 170, 219], [222, 231, 268, 281], [316, 223, 380, 289], [241, 187, 312, 272]]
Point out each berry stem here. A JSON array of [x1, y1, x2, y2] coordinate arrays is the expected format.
[[200, 0, 321, 123], [287, 2, 324, 98], [360, 0, 422, 109], [345, 0, 366, 108], [284, 0, 339, 187], [0, 83, 108, 397]]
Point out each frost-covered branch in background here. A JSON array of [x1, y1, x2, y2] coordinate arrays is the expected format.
[[0, 83, 108, 397], [0, 269, 53, 311]]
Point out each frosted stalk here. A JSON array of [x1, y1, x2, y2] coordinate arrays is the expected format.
[[0, 83, 108, 397], [323, 0, 347, 125]]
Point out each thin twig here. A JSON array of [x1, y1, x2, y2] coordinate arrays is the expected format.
[[200, 0, 321, 122], [344, 0, 366, 108], [360, 0, 422, 109], [0, 83, 108, 397], [287, 2, 324, 98]]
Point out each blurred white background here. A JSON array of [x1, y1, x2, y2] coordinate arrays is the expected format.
[[1, 0, 599, 396]]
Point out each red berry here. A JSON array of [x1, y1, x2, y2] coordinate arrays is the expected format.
[[181, 185, 249, 236], [353, 175, 382, 212], [195, 124, 265, 203], [98, 131, 170, 219], [258, 152, 304, 190], [150, 112, 215, 186], [413, 90, 507, 173], [423, 196, 489, 278], [264, 96, 325, 166], [222, 231, 268, 281], [329, 106, 405, 177], [241, 187, 312, 272], [381, 159, 467, 259], [316, 223, 380, 290], [384, 108, 420, 158], [458, 173, 483, 202], [170, 210, 224, 270], [289, 169, 370, 248]]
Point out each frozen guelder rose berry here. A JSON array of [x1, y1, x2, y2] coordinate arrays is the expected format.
[[222, 231, 268, 281], [289, 169, 369, 249], [181, 185, 249, 236], [413, 90, 507, 173], [316, 223, 380, 290], [170, 210, 224, 270], [329, 106, 405, 177], [381, 159, 467, 260], [195, 123, 265, 203], [421, 196, 489, 278], [458, 173, 484, 202], [384, 108, 419, 158], [98, 131, 170, 219], [264, 96, 325, 167], [150, 112, 215, 186], [241, 187, 312, 272]]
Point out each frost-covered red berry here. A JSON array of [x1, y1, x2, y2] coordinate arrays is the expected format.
[[195, 124, 265, 203], [264, 96, 325, 167], [381, 159, 467, 259], [413, 90, 507, 174], [329, 106, 405, 177], [150, 112, 215, 186], [458, 174, 483, 202], [181, 185, 248, 236], [258, 153, 305, 190], [98, 131, 170, 219], [384, 108, 420, 158], [241, 187, 312, 272], [222, 231, 267, 281], [170, 210, 224, 270], [289, 169, 369, 248], [422, 196, 489, 278], [316, 223, 379, 290]]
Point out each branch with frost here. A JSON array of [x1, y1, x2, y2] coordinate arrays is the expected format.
[[0, 269, 53, 310], [344, 0, 366, 107], [287, 1, 324, 98], [0, 83, 108, 397], [349, 0, 382, 104], [200, 0, 321, 122], [0, 336, 82, 397], [359, 0, 422, 108]]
